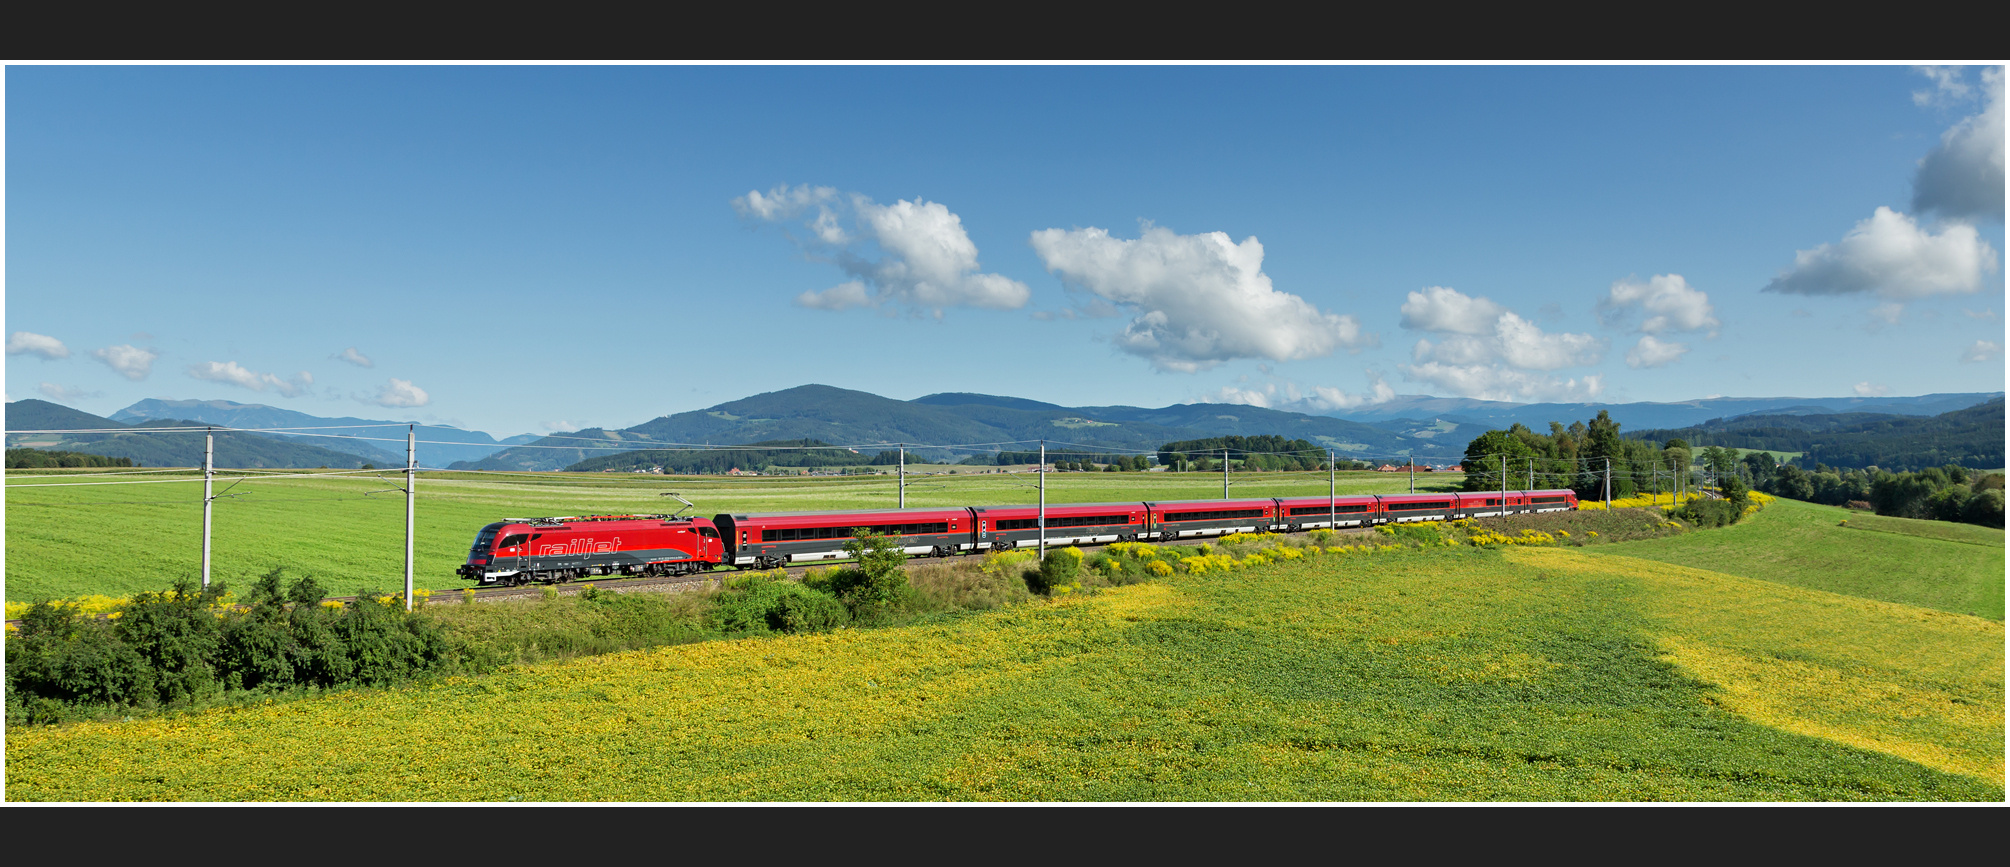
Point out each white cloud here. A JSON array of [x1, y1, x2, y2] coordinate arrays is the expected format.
[[38, 382, 102, 402], [1962, 308, 1998, 321], [1625, 335, 1689, 369], [1190, 374, 1395, 413], [1853, 381, 1890, 397], [1400, 286, 1507, 334], [187, 361, 312, 397], [737, 186, 1029, 315], [1913, 67, 2004, 223], [1912, 65, 1974, 107], [1400, 363, 1605, 403], [1598, 274, 1719, 336], [94, 345, 159, 381], [1029, 224, 1373, 373], [332, 347, 374, 368], [1395, 286, 1604, 400], [1960, 340, 2002, 363], [795, 280, 872, 311], [1869, 302, 1905, 327], [361, 378, 429, 408], [540, 420, 580, 432], [1763, 207, 1999, 299], [7, 332, 70, 359], [732, 184, 837, 221]]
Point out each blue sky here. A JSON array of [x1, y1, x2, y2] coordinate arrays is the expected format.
[[5, 64, 2004, 438]]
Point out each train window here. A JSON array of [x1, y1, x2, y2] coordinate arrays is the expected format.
[[1164, 509, 1265, 522], [499, 534, 529, 548], [699, 527, 718, 538]]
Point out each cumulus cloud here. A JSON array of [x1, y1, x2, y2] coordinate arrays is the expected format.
[[1401, 362, 1606, 403], [187, 361, 312, 397], [1028, 224, 1373, 373], [93, 345, 159, 381], [332, 347, 373, 368], [38, 383, 102, 402], [1395, 286, 1605, 401], [7, 332, 70, 359], [1400, 286, 1507, 335], [1598, 274, 1719, 336], [1625, 335, 1689, 369], [1912, 65, 1975, 107], [1912, 66, 2003, 223], [1854, 381, 1889, 397], [1192, 374, 1396, 413], [1763, 207, 1999, 299], [736, 185, 1029, 315], [360, 378, 429, 408], [1960, 340, 2002, 363]]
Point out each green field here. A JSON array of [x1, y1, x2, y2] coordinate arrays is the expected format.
[[1588, 497, 2005, 621], [7, 540, 1999, 801], [2, 468, 1460, 602]]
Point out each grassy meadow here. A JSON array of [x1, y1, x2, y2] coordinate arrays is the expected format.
[[6, 536, 1999, 801], [2, 467, 1458, 603], [1586, 496, 2004, 621]]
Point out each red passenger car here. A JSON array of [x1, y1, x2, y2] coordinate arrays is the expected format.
[[971, 502, 1148, 551], [1272, 495, 1379, 531], [1145, 498, 1275, 541], [714, 508, 974, 569]]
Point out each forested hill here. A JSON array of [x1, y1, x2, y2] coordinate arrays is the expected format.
[[567, 440, 882, 474], [456, 384, 1470, 472], [3, 412, 403, 469], [1626, 398, 2005, 471]]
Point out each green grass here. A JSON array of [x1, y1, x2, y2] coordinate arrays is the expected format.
[[2, 468, 1463, 602], [7, 543, 1999, 801], [1588, 498, 2004, 621]]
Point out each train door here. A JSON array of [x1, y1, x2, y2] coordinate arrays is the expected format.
[[496, 530, 531, 575], [697, 525, 720, 565]]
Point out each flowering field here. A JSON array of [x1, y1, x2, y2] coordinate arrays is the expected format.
[[9, 530, 1999, 801]]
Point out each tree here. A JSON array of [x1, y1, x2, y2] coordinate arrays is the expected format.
[[1460, 430, 1538, 493]]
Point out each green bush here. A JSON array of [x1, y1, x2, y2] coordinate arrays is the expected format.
[[709, 575, 848, 635], [1675, 498, 1743, 529], [1027, 547, 1085, 595]]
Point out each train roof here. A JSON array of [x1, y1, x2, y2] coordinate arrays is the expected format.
[[720, 507, 972, 523], [969, 501, 1147, 514]]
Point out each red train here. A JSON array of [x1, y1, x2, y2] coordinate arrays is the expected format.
[[458, 490, 1579, 585]]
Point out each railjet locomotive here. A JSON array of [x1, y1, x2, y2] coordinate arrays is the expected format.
[[458, 489, 1578, 586]]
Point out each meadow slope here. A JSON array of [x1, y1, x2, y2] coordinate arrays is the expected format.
[[1588, 497, 2004, 620]]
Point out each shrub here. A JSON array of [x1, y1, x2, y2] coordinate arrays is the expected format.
[[827, 531, 913, 622], [1675, 498, 1742, 529], [709, 575, 848, 635], [1027, 547, 1085, 595]]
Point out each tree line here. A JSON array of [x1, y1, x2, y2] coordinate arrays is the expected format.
[[1460, 412, 1698, 500], [1156, 436, 1370, 472], [6, 448, 136, 469]]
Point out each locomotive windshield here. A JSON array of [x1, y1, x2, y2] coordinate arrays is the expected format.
[[469, 525, 500, 556]]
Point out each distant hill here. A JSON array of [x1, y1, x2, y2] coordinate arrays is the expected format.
[[457, 384, 1475, 472], [3, 404, 405, 469], [1330, 392, 2004, 430], [1628, 398, 2006, 472], [4, 399, 124, 433], [109, 398, 518, 467]]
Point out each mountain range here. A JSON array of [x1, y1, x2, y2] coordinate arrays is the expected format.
[[6, 387, 2001, 471]]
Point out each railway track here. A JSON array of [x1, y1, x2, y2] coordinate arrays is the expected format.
[[6, 528, 1378, 626]]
